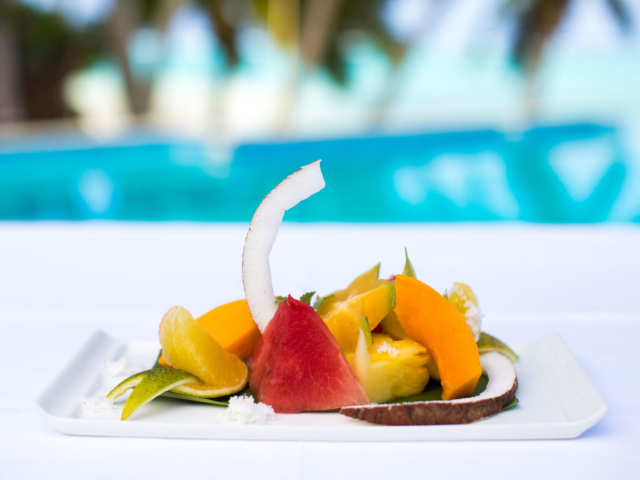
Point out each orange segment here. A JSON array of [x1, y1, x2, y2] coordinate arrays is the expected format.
[[159, 306, 248, 397], [394, 275, 481, 400], [196, 299, 261, 360]]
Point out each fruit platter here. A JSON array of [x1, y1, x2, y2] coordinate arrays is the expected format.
[[35, 161, 607, 441]]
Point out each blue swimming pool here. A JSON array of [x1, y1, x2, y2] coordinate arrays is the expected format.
[[1, 124, 638, 223]]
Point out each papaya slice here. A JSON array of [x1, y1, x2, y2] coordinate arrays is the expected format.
[[394, 275, 482, 400]]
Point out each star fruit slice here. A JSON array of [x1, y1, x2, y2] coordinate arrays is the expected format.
[[316, 264, 395, 353], [242, 160, 325, 333]]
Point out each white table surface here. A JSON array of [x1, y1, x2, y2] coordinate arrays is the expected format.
[[1, 222, 639, 479]]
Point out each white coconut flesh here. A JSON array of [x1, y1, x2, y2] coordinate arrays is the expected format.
[[242, 160, 325, 332], [472, 351, 517, 402], [339, 351, 518, 425]]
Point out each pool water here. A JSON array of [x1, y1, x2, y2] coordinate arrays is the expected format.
[[1, 124, 638, 223]]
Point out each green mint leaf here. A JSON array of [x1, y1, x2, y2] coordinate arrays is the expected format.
[[313, 294, 334, 310], [299, 291, 316, 305], [402, 248, 416, 278], [275, 296, 286, 306]]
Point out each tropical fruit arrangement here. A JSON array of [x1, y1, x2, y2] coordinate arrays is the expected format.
[[108, 161, 519, 425]]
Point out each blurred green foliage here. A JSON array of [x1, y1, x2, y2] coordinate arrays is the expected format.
[[0, 0, 634, 122], [4, 2, 102, 119]]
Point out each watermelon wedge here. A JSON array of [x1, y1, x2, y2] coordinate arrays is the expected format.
[[249, 296, 369, 413]]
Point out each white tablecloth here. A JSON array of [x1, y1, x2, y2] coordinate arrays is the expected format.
[[1, 223, 639, 479]]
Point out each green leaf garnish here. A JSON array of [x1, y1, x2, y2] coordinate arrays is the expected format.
[[161, 392, 229, 406], [313, 294, 334, 310], [299, 291, 316, 305], [503, 397, 519, 410], [161, 385, 254, 406], [477, 332, 519, 362], [402, 248, 416, 278], [275, 296, 286, 306]]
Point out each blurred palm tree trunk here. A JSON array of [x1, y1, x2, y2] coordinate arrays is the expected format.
[[512, 0, 570, 77], [511, 0, 569, 119], [201, 0, 240, 66], [106, 0, 188, 118], [510, 0, 629, 119], [370, 0, 451, 127], [107, 0, 147, 116], [274, 0, 344, 133], [0, 1, 23, 123], [299, 0, 343, 67], [271, 0, 301, 133]]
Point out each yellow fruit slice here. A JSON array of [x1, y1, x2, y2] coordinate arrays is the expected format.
[[317, 265, 395, 353], [317, 264, 382, 311], [445, 282, 483, 342], [159, 306, 248, 397], [348, 332, 430, 404]]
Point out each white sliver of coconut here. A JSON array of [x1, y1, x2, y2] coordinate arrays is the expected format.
[[242, 160, 325, 333], [224, 395, 276, 424]]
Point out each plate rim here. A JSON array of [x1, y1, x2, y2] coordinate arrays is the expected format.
[[34, 330, 608, 442]]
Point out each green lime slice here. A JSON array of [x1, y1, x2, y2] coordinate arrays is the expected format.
[[107, 368, 201, 420], [121, 368, 200, 420], [106, 370, 151, 400]]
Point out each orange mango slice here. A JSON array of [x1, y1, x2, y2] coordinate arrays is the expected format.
[[394, 275, 481, 400], [196, 299, 261, 360]]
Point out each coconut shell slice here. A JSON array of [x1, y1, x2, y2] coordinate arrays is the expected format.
[[339, 351, 517, 426]]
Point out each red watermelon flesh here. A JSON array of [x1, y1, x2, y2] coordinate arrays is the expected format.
[[249, 295, 369, 413]]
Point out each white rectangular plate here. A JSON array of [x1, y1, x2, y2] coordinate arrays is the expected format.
[[35, 330, 607, 441]]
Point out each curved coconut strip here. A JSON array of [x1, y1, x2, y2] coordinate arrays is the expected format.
[[242, 160, 325, 332], [339, 351, 517, 425]]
